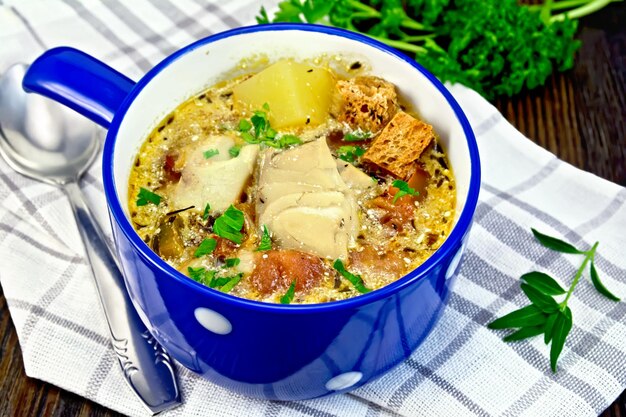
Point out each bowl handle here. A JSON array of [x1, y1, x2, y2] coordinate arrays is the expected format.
[[22, 47, 136, 129]]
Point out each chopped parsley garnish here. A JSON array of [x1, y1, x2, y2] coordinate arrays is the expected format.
[[344, 131, 371, 142], [280, 281, 296, 304], [238, 119, 252, 131], [213, 205, 245, 244], [188, 267, 242, 293], [208, 275, 231, 288], [219, 273, 244, 293], [136, 187, 162, 206], [224, 258, 240, 268], [194, 238, 217, 257], [203, 149, 219, 159], [237, 104, 302, 149], [333, 259, 371, 294], [229, 145, 241, 157], [202, 203, 211, 220], [391, 180, 420, 203], [256, 225, 272, 251], [336, 145, 365, 163], [188, 266, 216, 286]]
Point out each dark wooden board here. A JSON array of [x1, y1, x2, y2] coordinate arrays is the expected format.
[[1, 3, 624, 416]]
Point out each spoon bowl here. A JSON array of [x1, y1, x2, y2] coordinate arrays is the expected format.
[[0, 64, 98, 184]]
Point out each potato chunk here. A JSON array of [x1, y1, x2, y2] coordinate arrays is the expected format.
[[233, 60, 334, 129]]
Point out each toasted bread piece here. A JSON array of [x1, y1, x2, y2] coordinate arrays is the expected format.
[[331, 76, 398, 133], [362, 111, 434, 179]]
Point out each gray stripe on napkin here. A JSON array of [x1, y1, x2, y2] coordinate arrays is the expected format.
[[86, 348, 115, 399], [61, 0, 153, 72], [8, 298, 108, 346], [482, 183, 626, 278], [153, 0, 213, 39], [473, 112, 504, 136], [190, 0, 242, 28], [102, 0, 177, 57], [0, 222, 81, 263], [0, 172, 66, 244], [9, 5, 47, 50], [389, 357, 488, 415], [18, 260, 81, 345]]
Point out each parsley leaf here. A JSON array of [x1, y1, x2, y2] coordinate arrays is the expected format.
[[136, 187, 161, 206], [256, 225, 272, 251], [213, 205, 245, 244], [229, 145, 241, 157], [238, 104, 302, 149], [344, 131, 371, 142], [203, 149, 219, 159], [194, 238, 217, 257], [336, 145, 365, 163], [224, 258, 240, 268], [391, 180, 419, 203], [280, 281, 296, 304], [202, 203, 211, 221], [333, 259, 371, 294], [188, 266, 216, 286], [219, 273, 244, 293]]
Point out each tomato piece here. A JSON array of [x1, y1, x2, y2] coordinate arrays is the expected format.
[[250, 250, 325, 295]]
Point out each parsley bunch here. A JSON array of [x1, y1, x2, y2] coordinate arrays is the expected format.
[[257, 0, 619, 99], [238, 103, 302, 148]]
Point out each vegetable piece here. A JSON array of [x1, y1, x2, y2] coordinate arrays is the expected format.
[[249, 250, 325, 295], [219, 273, 244, 293], [258, 0, 613, 99], [213, 205, 245, 244], [256, 225, 272, 251], [229, 145, 241, 157], [202, 203, 211, 221], [194, 238, 217, 257], [233, 59, 335, 128], [336, 145, 365, 163], [224, 258, 240, 268], [152, 216, 184, 259], [280, 281, 296, 304], [333, 259, 371, 294], [136, 187, 161, 206], [391, 179, 419, 203], [203, 149, 219, 159]]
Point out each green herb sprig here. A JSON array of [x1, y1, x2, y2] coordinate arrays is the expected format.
[[488, 228, 620, 372], [333, 259, 371, 294], [256, 225, 272, 251], [391, 179, 419, 203], [194, 238, 217, 257], [257, 0, 619, 99], [187, 266, 243, 293], [213, 205, 245, 244], [280, 281, 297, 304], [203, 149, 219, 159], [237, 103, 302, 149], [336, 145, 365, 163], [344, 130, 372, 142], [136, 187, 161, 206], [202, 203, 211, 221]]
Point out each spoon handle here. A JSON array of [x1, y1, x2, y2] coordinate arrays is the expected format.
[[63, 181, 180, 414]]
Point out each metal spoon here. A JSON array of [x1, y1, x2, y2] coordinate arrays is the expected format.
[[0, 64, 180, 415]]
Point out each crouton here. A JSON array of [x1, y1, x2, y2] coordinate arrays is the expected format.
[[331, 76, 398, 133], [362, 111, 434, 179]]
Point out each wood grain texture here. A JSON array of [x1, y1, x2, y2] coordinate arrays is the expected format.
[[1, 3, 624, 416]]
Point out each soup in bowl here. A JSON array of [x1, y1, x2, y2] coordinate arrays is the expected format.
[[23, 24, 480, 400]]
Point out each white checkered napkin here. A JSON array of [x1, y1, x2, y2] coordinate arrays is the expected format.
[[1, 1, 625, 416]]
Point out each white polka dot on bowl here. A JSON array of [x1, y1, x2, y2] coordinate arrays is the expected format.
[[194, 307, 232, 335], [325, 371, 363, 391]]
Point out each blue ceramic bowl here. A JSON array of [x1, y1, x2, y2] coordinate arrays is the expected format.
[[23, 24, 480, 400]]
